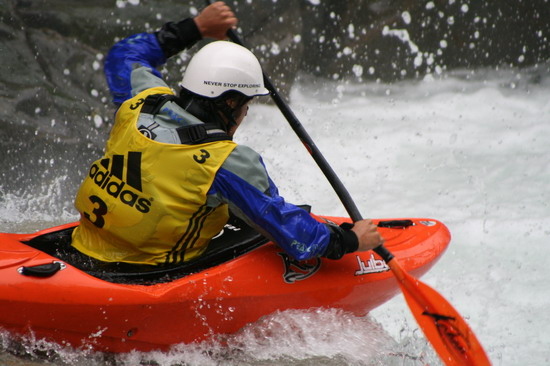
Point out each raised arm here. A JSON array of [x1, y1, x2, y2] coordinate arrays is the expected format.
[[104, 2, 237, 106]]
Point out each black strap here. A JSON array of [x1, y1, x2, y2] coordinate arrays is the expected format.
[[140, 93, 177, 115], [176, 124, 231, 144], [140, 94, 232, 144]]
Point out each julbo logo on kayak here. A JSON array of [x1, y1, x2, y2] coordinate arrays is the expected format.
[[88, 151, 152, 213]]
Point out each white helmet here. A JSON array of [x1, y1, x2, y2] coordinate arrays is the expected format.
[[181, 41, 270, 98]]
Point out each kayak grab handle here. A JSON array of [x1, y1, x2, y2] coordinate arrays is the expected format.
[[18, 261, 66, 278], [377, 220, 414, 228]]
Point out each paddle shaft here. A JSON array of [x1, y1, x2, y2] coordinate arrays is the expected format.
[[222, 27, 395, 262]]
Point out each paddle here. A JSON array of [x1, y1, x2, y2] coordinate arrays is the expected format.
[[203, 2, 490, 364]]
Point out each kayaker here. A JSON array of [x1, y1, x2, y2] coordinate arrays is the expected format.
[[70, 1, 384, 266]]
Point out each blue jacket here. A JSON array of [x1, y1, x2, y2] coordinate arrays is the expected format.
[[103, 19, 357, 261]]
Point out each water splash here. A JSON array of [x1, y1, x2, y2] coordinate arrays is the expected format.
[[0, 175, 78, 233], [1, 309, 439, 365]]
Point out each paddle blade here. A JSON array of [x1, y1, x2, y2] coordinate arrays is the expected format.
[[389, 260, 491, 366]]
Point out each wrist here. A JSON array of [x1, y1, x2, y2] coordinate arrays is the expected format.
[[322, 223, 359, 260], [341, 223, 359, 253], [192, 16, 206, 38], [155, 18, 202, 58]]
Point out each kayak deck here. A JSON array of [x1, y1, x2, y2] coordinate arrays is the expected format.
[[22, 215, 268, 284]]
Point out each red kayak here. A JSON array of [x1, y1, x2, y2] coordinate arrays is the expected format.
[[0, 214, 450, 352]]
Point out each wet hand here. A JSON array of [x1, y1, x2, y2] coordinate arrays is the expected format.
[[351, 219, 384, 252], [194, 1, 238, 40]]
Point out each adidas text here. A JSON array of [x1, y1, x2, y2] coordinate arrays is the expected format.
[[88, 163, 152, 213]]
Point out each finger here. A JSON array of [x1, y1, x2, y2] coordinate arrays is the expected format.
[[216, 3, 232, 13], [223, 15, 238, 27], [220, 9, 235, 19]]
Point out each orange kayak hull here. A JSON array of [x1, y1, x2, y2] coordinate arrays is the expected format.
[[0, 216, 450, 352]]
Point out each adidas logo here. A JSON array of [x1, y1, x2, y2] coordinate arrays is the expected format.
[[88, 151, 152, 214]]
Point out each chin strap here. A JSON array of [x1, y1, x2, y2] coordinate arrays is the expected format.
[[213, 99, 239, 132], [213, 94, 252, 132]]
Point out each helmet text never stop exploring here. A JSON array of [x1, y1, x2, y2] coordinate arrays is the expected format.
[[181, 41, 269, 98]]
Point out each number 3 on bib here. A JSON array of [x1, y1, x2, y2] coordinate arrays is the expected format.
[[193, 149, 211, 164], [83, 195, 108, 228]]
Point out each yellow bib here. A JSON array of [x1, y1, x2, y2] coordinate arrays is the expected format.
[[72, 88, 236, 265]]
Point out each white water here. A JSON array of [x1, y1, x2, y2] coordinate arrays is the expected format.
[[1, 67, 549, 365]]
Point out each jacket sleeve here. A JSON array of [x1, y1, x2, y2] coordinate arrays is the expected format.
[[208, 146, 358, 261], [104, 18, 201, 107]]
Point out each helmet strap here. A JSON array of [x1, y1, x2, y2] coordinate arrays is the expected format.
[[214, 93, 252, 132], [214, 99, 238, 131]]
